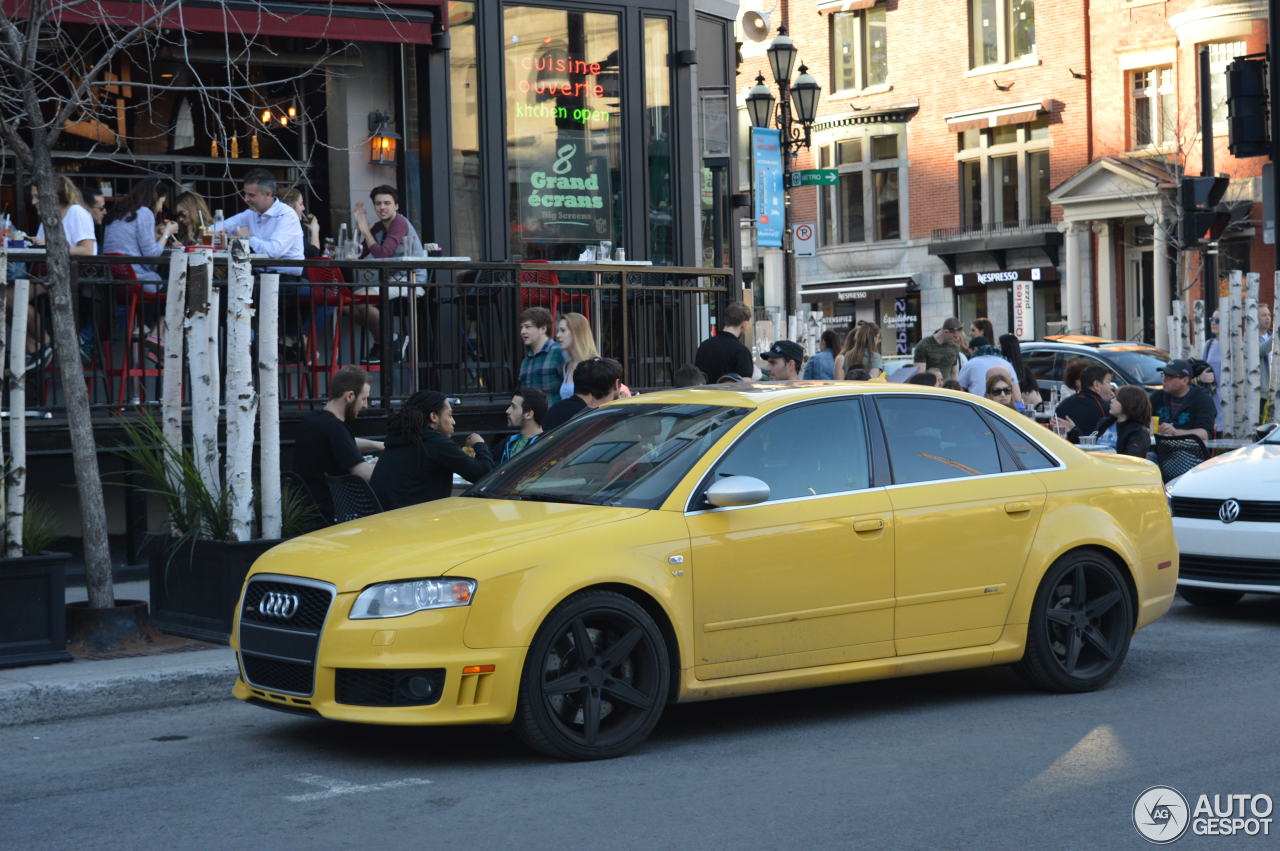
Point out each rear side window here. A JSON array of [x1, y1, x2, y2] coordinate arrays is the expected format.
[[874, 397, 1002, 484], [985, 413, 1059, 471], [1024, 349, 1060, 383]]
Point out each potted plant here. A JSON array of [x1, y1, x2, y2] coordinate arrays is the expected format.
[[116, 414, 318, 644], [0, 497, 72, 667]]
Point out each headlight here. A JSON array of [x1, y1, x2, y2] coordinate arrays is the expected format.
[[1164, 477, 1180, 511], [349, 578, 476, 619]]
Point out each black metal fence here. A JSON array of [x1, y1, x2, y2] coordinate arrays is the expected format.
[[11, 254, 733, 413]]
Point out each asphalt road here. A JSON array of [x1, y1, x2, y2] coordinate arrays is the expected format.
[[4, 597, 1278, 850]]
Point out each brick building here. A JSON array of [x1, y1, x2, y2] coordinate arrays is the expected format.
[[735, 0, 1273, 356]]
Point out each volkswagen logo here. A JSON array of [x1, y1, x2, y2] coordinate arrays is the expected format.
[[1219, 499, 1242, 524], [258, 591, 300, 619]]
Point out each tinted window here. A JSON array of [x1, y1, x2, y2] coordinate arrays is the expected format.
[[1100, 347, 1169, 385], [986, 413, 1059, 470], [1024, 349, 1060, 382], [875, 397, 1002, 483], [712, 400, 870, 500]]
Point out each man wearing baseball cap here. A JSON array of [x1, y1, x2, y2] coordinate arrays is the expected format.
[[1149, 358, 1215, 443], [763, 340, 805, 380]]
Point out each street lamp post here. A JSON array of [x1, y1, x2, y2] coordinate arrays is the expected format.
[[746, 25, 821, 319]]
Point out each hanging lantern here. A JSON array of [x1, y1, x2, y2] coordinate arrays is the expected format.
[[367, 110, 400, 166]]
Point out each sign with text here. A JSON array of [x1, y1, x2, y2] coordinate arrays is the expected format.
[[1013, 280, 1035, 341], [514, 129, 611, 242], [791, 169, 838, 187], [794, 222, 816, 256], [752, 127, 784, 248]]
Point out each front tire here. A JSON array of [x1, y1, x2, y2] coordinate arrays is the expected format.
[[1178, 586, 1244, 607], [1014, 551, 1135, 693], [516, 591, 670, 760]]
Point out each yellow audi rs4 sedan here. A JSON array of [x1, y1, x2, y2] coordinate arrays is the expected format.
[[232, 383, 1177, 759]]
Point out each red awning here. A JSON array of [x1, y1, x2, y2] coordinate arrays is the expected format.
[[817, 0, 879, 13], [3, 0, 445, 44]]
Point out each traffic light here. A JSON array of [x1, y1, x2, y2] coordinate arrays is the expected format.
[[1179, 175, 1231, 248], [1226, 57, 1269, 159]]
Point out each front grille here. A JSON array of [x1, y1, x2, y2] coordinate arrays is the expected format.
[[1172, 497, 1280, 523], [241, 581, 333, 629], [243, 655, 316, 694], [335, 668, 445, 707], [1180, 555, 1280, 587]]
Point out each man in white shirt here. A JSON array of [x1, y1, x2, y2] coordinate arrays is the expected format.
[[215, 168, 303, 277]]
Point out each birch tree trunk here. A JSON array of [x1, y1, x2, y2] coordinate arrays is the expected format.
[[161, 250, 188, 475], [1193, 299, 1205, 355], [0, 247, 7, 552], [1218, 287, 1235, 439], [257, 272, 282, 540], [186, 250, 222, 509], [1270, 273, 1280, 424], [7, 278, 29, 556], [1168, 299, 1185, 360], [1244, 273, 1260, 434], [224, 239, 257, 542], [1223, 271, 1242, 438]]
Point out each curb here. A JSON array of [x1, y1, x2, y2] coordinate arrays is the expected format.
[[0, 648, 238, 727]]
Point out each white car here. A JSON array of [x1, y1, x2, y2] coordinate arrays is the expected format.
[[1166, 425, 1280, 606]]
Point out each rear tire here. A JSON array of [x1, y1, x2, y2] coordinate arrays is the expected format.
[[1014, 551, 1134, 693], [1178, 586, 1244, 607], [515, 591, 670, 760]]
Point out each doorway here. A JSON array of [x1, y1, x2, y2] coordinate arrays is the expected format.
[[1124, 224, 1155, 343]]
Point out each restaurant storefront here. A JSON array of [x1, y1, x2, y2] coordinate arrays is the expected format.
[[799, 277, 921, 357], [946, 266, 1062, 342]]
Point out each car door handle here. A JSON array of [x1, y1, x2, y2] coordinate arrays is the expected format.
[[1004, 501, 1032, 515], [853, 518, 885, 533]]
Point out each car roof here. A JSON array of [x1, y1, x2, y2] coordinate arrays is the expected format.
[[1023, 340, 1165, 355], [611, 381, 970, 411]]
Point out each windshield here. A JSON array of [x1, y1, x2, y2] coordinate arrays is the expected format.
[[467, 403, 750, 509], [1100, 347, 1169, 385]]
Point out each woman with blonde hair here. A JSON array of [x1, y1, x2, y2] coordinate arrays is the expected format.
[[835, 321, 882, 379], [555, 312, 599, 399], [172, 191, 212, 245]]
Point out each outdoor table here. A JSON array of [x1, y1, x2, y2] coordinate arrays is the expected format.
[[545, 259, 656, 350]]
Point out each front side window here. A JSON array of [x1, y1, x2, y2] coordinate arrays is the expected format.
[[709, 400, 871, 501], [1131, 67, 1175, 149], [971, 0, 1035, 69], [831, 6, 888, 93], [819, 129, 904, 245], [470, 404, 748, 508], [955, 118, 1050, 232], [874, 396, 1003, 484]]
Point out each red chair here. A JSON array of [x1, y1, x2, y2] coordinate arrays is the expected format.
[[104, 253, 164, 405], [278, 266, 350, 402], [518, 259, 590, 321]]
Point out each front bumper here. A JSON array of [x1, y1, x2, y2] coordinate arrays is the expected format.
[[232, 577, 525, 725], [1174, 520, 1280, 594]]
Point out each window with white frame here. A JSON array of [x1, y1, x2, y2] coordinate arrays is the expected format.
[[819, 129, 904, 246], [1131, 67, 1175, 148], [956, 117, 1050, 231], [1208, 41, 1247, 133], [831, 5, 887, 93], [970, 0, 1035, 69]]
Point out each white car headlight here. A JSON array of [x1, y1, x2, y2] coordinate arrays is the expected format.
[[349, 578, 476, 619], [1164, 476, 1180, 511]]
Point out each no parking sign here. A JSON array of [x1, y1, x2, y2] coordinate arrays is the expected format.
[[794, 222, 816, 257]]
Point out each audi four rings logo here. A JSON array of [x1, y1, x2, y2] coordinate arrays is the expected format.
[[258, 591, 300, 619], [1219, 499, 1241, 524]]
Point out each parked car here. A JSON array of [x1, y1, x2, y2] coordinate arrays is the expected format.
[[1166, 423, 1280, 607], [232, 384, 1177, 759], [1021, 337, 1170, 393]]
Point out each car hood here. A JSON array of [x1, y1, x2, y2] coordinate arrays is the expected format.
[[250, 497, 646, 592], [1170, 443, 1280, 498]]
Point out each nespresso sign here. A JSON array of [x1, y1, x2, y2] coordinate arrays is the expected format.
[[950, 267, 1058, 288]]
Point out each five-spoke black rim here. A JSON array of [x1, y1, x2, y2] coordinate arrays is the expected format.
[[1043, 561, 1129, 678], [538, 610, 662, 748]]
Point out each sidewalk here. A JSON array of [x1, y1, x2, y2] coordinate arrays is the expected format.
[[1, 580, 238, 728]]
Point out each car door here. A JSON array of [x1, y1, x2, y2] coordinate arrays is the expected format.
[[872, 395, 1050, 655], [685, 398, 895, 680]]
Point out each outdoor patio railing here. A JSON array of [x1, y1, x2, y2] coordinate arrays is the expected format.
[[10, 254, 733, 414]]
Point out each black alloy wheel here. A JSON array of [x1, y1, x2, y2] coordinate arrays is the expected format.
[[1015, 552, 1135, 693], [516, 591, 670, 760], [1177, 586, 1244, 608]]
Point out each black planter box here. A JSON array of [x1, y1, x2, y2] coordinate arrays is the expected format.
[[0, 552, 72, 668], [150, 538, 283, 644]]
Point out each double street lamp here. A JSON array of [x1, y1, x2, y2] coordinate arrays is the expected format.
[[746, 26, 821, 317]]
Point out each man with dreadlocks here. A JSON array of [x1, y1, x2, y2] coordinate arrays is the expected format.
[[370, 390, 495, 510]]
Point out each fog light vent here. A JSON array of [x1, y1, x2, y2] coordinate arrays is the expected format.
[[334, 668, 445, 706]]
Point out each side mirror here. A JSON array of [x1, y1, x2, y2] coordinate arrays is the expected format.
[[705, 475, 771, 508], [1254, 423, 1277, 442]]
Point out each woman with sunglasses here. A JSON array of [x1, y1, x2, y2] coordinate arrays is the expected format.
[[985, 372, 1018, 410]]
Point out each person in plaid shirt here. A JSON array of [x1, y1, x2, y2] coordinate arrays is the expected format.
[[517, 307, 567, 395]]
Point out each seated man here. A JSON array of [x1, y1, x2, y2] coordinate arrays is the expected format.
[[370, 391, 494, 510], [291, 366, 383, 521], [1149, 359, 1215, 443]]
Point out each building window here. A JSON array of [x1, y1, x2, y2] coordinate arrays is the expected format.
[[1131, 67, 1175, 148], [819, 129, 903, 246], [1208, 41, 1247, 134], [955, 117, 1049, 231], [831, 6, 887, 92], [970, 0, 1035, 69]]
